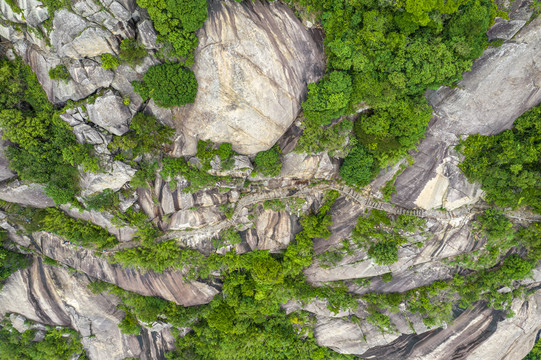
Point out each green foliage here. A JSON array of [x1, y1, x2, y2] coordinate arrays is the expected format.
[[0, 318, 86, 360], [302, 71, 352, 126], [0, 57, 98, 205], [107, 190, 356, 360], [135, 0, 207, 62], [130, 161, 159, 189], [339, 145, 377, 186], [459, 105, 541, 213], [351, 210, 425, 265], [117, 308, 142, 335], [366, 312, 394, 333], [254, 144, 282, 177], [40, 208, 119, 250], [0, 245, 31, 289], [263, 199, 286, 212], [133, 63, 197, 108], [109, 113, 174, 159], [195, 140, 236, 171], [83, 189, 119, 212], [118, 39, 147, 66], [160, 156, 223, 192], [220, 228, 242, 246], [368, 241, 399, 265], [295, 119, 356, 157], [101, 53, 120, 70], [48, 65, 70, 81], [296, 0, 498, 184]]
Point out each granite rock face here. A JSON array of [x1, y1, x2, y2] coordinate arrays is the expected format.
[[173, 0, 325, 154], [390, 17, 541, 210], [30, 232, 219, 306], [0, 258, 176, 360]]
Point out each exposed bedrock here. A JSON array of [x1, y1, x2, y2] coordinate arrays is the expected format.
[[173, 0, 325, 155], [356, 290, 541, 360], [390, 17, 541, 211], [0, 258, 176, 360], [31, 232, 219, 306]]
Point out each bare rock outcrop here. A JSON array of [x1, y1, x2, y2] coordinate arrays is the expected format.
[[34, 232, 219, 306], [173, 0, 325, 154], [0, 258, 176, 360], [356, 290, 541, 360], [391, 17, 541, 210]]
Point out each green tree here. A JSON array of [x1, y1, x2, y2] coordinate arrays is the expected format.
[[339, 145, 376, 186], [133, 63, 198, 108]]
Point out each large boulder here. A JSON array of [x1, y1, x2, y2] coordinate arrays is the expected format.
[[0, 258, 177, 360], [50, 9, 118, 59], [391, 17, 541, 210], [173, 0, 325, 155], [86, 90, 133, 135]]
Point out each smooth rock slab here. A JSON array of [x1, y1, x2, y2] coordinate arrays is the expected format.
[[391, 17, 541, 210], [173, 0, 325, 154], [86, 90, 132, 135]]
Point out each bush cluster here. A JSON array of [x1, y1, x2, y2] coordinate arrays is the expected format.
[[0, 56, 99, 205], [133, 63, 198, 108], [459, 104, 541, 213], [293, 0, 500, 185]]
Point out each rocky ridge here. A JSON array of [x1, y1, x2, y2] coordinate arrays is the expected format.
[[0, 0, 541, 359]]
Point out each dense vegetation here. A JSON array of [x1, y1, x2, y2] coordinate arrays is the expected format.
[[293, 0, 501, 185], [100, 191, 360, 358], [0, 56, 98, 205], [132, 63, 198, 108], [459, 105, 541, 213], [135, 0, 207, 64], [0, 317, 87, 360], [109, 112, 174, 161], [0, 230, 31, 289]]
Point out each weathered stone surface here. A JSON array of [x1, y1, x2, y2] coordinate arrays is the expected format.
[[137, 187, 159, 219], [32, 232, 219, 306], [160, 182, 175, 215], [51, 10, 118, 59], [0, 132, 15, 183], [358, 290, 541, 360], [0, 258, 177, 360], [253, 209, 292, 251], [60, 205, 138, 241], [137, 19, 158, 49], [392, 18, 541, 210], [487, 17, 526, 41], [86, 90, 133, 135], [22, 46, 114, 104], [280, 152, 337, 180], [167, 207, 224, 231], [208, 155, 253, 178], [80, 161, 135, 197], [173, 0, 325, 154], [73, 123, 111, 145], [0, 181, 54, 208]]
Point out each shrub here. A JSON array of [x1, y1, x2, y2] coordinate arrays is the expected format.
[[118, 39, 147, 66], [302, 71, 352, 125], [459, 105, 541, 213], [339, 145, 376, 186], [101, 53, 119, 70], [368, 241, 399, 265], [254, 144, 282, 177], [0, 320, 86, 360], [133, 63, 197, 108], [48, 65, 70, 81], [0, 58, 98, 205], [109, 113, 174, 159]]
